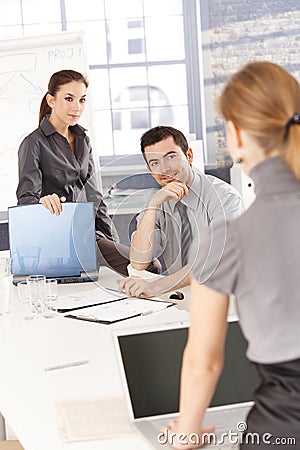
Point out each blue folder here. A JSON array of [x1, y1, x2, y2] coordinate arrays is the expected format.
[[8, 202, 98, 284]]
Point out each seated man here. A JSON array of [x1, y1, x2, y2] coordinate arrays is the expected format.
[[117, 126, 243, 297]]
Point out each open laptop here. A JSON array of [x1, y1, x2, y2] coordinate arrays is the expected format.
[[114, 317, 259, 449], [8, 202, 99, 284]]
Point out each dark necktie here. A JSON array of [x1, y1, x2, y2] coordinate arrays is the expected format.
[[176, 202, 192, 266]]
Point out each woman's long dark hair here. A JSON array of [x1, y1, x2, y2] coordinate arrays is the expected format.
[[39, 69, 89, 126]]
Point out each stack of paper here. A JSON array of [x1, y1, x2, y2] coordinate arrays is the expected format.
[[65, 297, 173, 324], [57, 285, 174, 323], [57, 397, 134, 442], [56, 286, 126, 312]]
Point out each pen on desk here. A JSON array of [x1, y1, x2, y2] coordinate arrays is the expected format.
[[44, 359, 90, 372], [103, 286, 126, 295], [72, 314, 99, 322], [141, 310, 154, 316]]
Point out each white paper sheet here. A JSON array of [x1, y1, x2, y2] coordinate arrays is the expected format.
[[56, 397, 133, 442], [56, 286, 126, 311], [66, 297, 173, 323]]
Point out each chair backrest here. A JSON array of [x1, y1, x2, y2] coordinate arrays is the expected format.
[[204, 165, 232, 184], [0, 222, 9, 251], [114, 172, 160, 190]]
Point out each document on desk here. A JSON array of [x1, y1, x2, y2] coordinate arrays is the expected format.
[[65, 297, 174, 324], [56, 286, 126, 312], [57, 397, 134, 442]]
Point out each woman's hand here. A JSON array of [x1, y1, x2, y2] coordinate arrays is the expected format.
[[159, 419, 215, 449], [39, 194, 66, 215]]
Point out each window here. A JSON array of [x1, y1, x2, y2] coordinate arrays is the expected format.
[[66, 0, 203, 158], [1, 0, 205, 159]]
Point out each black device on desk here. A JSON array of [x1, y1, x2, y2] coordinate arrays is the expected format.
[[169, 291, 184, 300], [8, 203, 98, 284]]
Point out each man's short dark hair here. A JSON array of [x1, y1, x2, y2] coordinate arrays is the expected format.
[[141, 126, 189, 163]]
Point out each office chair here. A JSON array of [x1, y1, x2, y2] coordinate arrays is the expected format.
[[0, 223, 9, 251], [112, 172, 160, 190], [204, 165, 232, 184]]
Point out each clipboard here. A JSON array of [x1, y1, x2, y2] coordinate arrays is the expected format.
[[56, 286, 128, 312], [57, 297, 128, 313], [64, 297, 175, 324]]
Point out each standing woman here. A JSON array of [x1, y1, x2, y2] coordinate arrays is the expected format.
[[165, 61, 300, 449], [16, 69, 131, 275]]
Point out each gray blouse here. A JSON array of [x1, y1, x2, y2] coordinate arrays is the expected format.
[[192, 156, 300, 364], [16, 116, 115, 240]]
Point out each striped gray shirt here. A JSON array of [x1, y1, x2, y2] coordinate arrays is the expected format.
[[136, 167, 243, 274]]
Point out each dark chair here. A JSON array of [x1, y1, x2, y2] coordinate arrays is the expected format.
[[204, 164, 232, 184], [113, 172, 160, 190], [0, 223, 9, 251]]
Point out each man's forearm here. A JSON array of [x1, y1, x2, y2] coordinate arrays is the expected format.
[[152, 266, 191, 295], [130, 205, 158, 269], [131, 184, 188, 270]]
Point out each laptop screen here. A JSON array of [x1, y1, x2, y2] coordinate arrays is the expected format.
[[117, 321, 259, 419], [9, 202, 97, 279]]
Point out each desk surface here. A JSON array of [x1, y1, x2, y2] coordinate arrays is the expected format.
[[0, 264, 190, 450], [0, 250, 237, 450]]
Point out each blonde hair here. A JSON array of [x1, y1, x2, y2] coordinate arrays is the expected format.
[[219, 61, 300, 180]]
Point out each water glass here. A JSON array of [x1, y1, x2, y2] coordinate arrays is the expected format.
[[0, 257, 12, 315], [17, 280, 35, 320], [43, 279, 58, 318], [17, 280, 30, 303], [26, 275, 46, 318]]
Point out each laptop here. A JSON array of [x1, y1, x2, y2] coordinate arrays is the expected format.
[[114, 317, 259, 449], [8, 202, 99, 284]]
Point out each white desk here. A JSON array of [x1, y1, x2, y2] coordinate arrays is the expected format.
[[0, 265, 190, 450]]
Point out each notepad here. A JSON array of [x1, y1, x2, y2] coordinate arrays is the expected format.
[[56, 397, 134, 442], [65, 297, 174, 324], [56, 286, 126, 312]]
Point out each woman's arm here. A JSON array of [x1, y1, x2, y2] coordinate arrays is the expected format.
[[84, 140, 116, 240], [17, 137, 42, 205], [167, 279, 229, 449]]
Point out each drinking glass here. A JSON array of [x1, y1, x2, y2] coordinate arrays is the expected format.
[[17, 280, 35, 320], [26, 275, 46, 318], [17, 280, 29, 303], [43, 279, 58, 318], [0, 257, 12, 315]]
